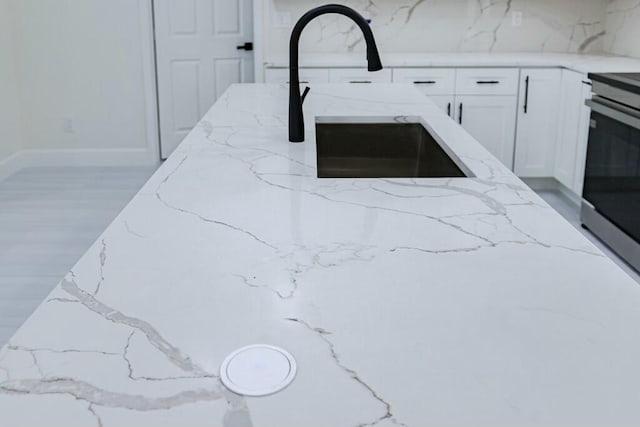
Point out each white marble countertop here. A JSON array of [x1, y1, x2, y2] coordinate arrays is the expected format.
[[2, 84, 640, 426], [265, 52, 640, 74]]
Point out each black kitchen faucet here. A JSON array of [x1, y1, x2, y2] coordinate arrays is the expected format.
[[288, 4, 383, 142]]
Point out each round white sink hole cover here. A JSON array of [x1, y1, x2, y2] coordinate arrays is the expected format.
[[220, 344, 297, 397]]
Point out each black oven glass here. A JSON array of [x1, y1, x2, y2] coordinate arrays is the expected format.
[[584, 110, 640, 243]]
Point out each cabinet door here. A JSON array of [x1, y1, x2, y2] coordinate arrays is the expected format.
[[514, 69, 562, 177], [455, 95, 518, 169], [572, 80, 593, 196], [553, 70, 593, 195], [429, 95, 455, 118], [554, 70, 585, 189]]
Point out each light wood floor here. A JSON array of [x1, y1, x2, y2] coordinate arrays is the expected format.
[[0, 166, 156, 345]]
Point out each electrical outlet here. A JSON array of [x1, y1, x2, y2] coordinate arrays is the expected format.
[[273, 12, 291, 29], [512, 11, 523, 27], [63, 118, 74, 134]]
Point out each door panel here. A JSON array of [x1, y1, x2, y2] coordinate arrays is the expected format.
[[171, 61, 201, 131], [455, 95, 518, 169], [169, 0, 197, 34], [213, 0, 241, 34], [514, 68, 562, 177], [214, 59, 242, 98], [155, 0, 254, 159], [573, 82, 593, 195], [554, 70, 584, 187], [429, 95, 455, 118]]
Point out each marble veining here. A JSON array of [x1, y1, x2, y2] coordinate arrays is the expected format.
[[604, 0, 640, 58], [266, 0, 607, 60], [2, 84, 640, 426]]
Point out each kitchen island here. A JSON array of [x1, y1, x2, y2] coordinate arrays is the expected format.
[[1, 84, 640, 426]]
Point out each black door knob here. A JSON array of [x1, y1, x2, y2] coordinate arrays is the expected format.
[[236, 42, 253, 51]]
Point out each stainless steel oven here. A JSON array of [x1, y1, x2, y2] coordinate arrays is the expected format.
[[582, 73, 640, 271]]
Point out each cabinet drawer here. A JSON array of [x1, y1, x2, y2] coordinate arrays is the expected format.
[[265, 68, 330, 84], [455, 68, 519, 95], [329, 68, 392, 84], [393, 68, 455, 95]]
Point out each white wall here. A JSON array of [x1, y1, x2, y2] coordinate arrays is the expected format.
[[10, 0, 157, 165], [0, 0, 22, 164], [265, 0, 607, 61], [2, 0, 639, 174], [604, 0, 640, 58]]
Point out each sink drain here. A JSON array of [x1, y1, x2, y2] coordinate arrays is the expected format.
[[220, 344, 297, 397]]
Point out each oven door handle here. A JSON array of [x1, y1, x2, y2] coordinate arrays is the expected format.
[[587, 98, 640, 130]]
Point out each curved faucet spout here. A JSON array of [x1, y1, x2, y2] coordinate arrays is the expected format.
[[289, 4, 383, 143]]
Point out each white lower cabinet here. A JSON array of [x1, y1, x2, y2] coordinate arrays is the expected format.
[[427, 95, 455, 118], [328, 68, 393, 83], [554, 70, 584, 189], [392, 68, 456, 118], [454, 95, 518, 169], [572, 82, 593, 196], [264, 68, 330, 84], [514, 69, 562, 177], [263, 65, 591, 180], [554, 69, 593, 195], [455, 68, 520, 96], [392, 68, 456, 95]]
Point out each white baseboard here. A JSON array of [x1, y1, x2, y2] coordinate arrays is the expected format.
[[522, 177, 581, 207], [520, 177, 558, 192], [557, 181, 582, 207], [0, 148, 159, 181], [0, 151, 30, 182]]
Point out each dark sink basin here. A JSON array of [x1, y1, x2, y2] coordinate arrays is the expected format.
[[315, 119, 469, 178]]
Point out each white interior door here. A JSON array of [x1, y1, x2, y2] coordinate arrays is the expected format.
[[154, 0, 254, 159]]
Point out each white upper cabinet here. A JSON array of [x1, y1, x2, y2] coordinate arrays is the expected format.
[[514, 69, 562, 177], [328, 68, 393, 84], [454, 95, 518, 169]]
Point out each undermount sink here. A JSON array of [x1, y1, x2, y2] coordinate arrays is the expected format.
[[315, 118, 470, 179]]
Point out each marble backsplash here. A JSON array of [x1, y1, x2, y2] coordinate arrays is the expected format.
[[605, 0, 640, 58], [265, 0, 608, 59]]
